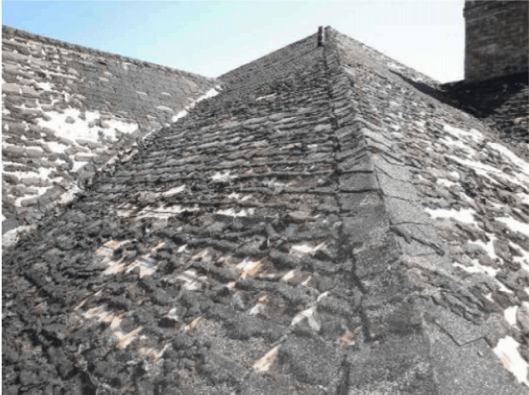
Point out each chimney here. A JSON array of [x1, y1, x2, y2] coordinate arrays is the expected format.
[[464, 1, 528, 82], [317, 26, 325, 47]]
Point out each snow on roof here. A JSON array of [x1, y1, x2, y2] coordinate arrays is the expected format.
[[3, 26, 529, 395]]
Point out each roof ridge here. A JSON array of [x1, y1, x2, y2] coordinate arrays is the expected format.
[[3, 23, 528, 394], [322, 28, 442, 391], [2, 25, 214, 81], [322, 28, 524, 392]]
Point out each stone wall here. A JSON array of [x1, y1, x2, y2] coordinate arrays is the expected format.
[[464, 1, 529, 82], [2, 25, 217, 234]]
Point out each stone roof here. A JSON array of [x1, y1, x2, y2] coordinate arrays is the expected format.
[[441, 72, 528, 150], [3, 26, 529, 394], [2, 25, 218, 237]]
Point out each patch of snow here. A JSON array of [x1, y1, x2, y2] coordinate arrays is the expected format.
[[236, 258, 262, 279], [262, 178, 288, 187], [443, 124, 484, 144], [134, 204, 196, 219], [256, 93, 277, 101], [249, 296, 268, 315], [35, 81, 53, 91], [45, 140, 69, 153], [171, 109, 188, 123], [291, 306, 320, 332], [37, 108, 137, 144], [175, 270, 204, 291], [3, 168, 39, 179], [281, 270, 296, 282], [138, 344, 168, 363], [317, 291, 330, 302], [226, 192, 252, 202], [493, 336, 529, 387], [497, 281, 515, 295], [486, 142, 529, 185], [195, 87, 221, 103], [59, 184, 81, 205], [125, 256, 157, 277], [519, 193, 529, 207], [102, 257, 127, 275], [387, 62, 403, 71], [291, 241, 326, 255], [470, 233, 498, 260], [37, 166, 52, 179], [192, 248, 211, 262], [504, 306, 519, 327], [436, 178, 456, 188], [496, 216, 529, 238], [425, 207, 477, 224], [165, 308, 179, 322], [449, 171, 460, 181], [157, 105, 173, 113], [177, 244, 187, 253], [45, 70, 77, 80], [453, 259, 499, 278], [447, 154, 526, 191], [161, 185, 185, 197], [2, 225, 37, 248], [104, 117, 139, 137], [72, 160, 89, 172], [211, 170, 236, 182], [171, 87, 220, 123], [510, 240, 529, 273], [440, 126, 478, 155], [216, 207, 255, 217], [301, 275, 313, 287]]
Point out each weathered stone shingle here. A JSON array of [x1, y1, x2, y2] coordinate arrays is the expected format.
[[2, 24, 529, 394]]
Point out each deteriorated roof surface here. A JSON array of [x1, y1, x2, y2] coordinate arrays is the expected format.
[[441, 72, 529, 155], [3, 27, 529, 394], [1, 25, 217, 236]]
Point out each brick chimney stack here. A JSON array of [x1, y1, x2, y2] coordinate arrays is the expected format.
[[464, 0, 528, 82]]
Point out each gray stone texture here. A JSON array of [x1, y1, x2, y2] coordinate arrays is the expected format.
[[2, 14, 529, 395], [2, 25, 217, 229]]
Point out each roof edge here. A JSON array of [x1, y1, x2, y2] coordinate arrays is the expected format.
[[218, 29, 320, 82], [2, 25, 215, 82]]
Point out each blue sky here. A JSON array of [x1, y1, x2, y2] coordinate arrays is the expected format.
[[2, 1, 465, 82]]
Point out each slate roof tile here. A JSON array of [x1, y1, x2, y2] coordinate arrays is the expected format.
[[3, 25, 529, 394], [1, 26, 218, 232]]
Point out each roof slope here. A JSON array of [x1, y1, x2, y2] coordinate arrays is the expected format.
[[441, 73, 528, 152], [3, 27, 529, 394], [2, 25, 218, 240]]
